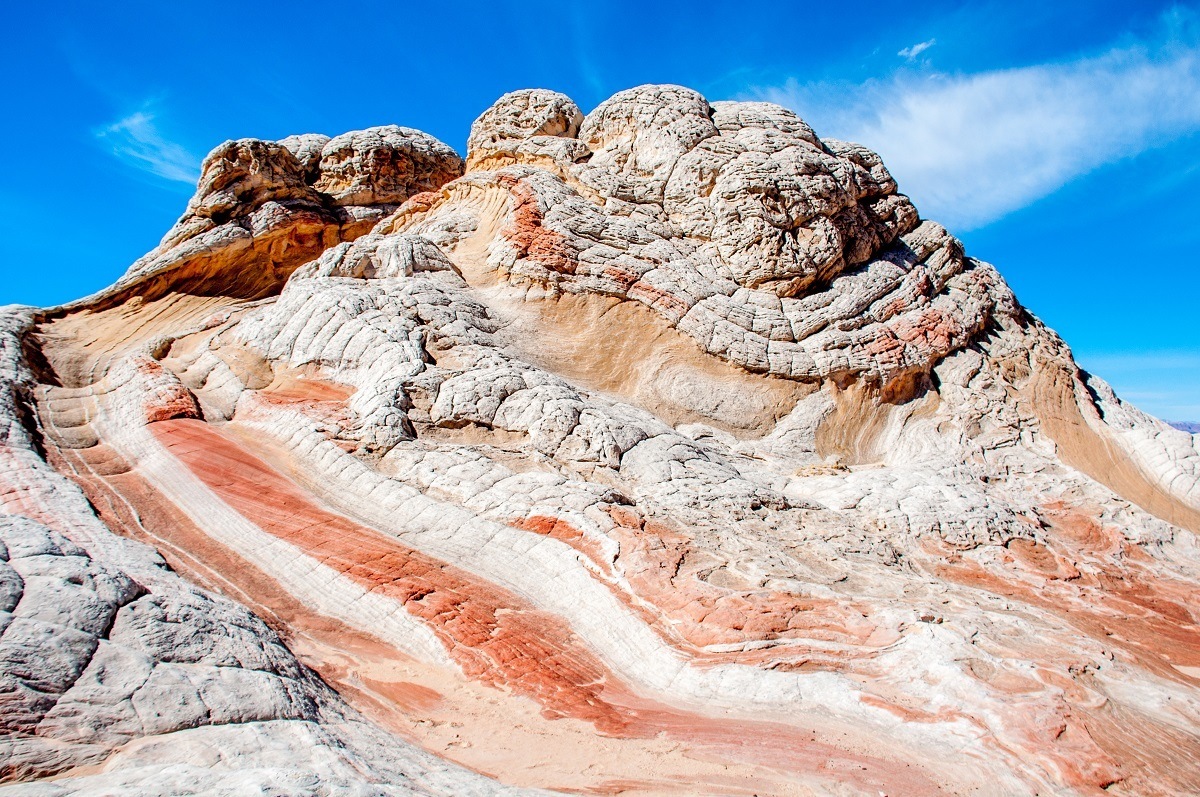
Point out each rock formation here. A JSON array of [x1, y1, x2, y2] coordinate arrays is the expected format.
[[2, 85, 1199, 796]]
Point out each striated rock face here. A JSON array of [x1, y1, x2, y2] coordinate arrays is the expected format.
[[3, 85, 1200, 796]]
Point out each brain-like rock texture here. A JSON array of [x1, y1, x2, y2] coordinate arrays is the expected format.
[[3, 85, 1200, 796], [313, 125, 465, 207], [467, 89, 588, 170]]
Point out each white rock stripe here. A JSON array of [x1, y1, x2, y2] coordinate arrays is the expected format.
[[92, 401, 455, 670], [232, 407, 1035, 790]]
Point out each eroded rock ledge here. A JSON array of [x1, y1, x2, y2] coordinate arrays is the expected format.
[[77, 125, 464, 310]]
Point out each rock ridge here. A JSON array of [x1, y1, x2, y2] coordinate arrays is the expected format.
[[1, 84, 1199, 796]]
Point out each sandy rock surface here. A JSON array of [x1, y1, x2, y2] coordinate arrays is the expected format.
[[2, 85, 1199, 796]]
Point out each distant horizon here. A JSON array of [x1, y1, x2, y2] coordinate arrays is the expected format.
[[2, 0, 1197, 422]]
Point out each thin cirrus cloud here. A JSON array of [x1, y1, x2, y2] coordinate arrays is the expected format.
[[751, 31, 1200, 231], [898, 39, 935, 60], [94, 110, 200, 185]]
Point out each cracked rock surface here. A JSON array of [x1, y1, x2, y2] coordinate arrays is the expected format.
[[2, 85, 1199, 796]]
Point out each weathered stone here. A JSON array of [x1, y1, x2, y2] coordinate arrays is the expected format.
[[278, 133, 331, 179], [2, 84, 1199, 796], [313, 125, 465, 208], [467, 89, 589, 171]]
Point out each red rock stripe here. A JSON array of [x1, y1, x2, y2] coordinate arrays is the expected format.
[[512, 513, 886, 665], [148, 419, 951, 794], [151, 418, 629, 732]]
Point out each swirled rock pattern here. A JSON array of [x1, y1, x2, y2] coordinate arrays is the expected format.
[[2, 85, 1199, 796]]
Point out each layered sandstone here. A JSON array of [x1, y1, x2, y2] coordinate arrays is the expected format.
[[2, 86, 1199, 796]]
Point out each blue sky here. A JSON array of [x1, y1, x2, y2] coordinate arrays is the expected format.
[[2, 1, 1197, 421]]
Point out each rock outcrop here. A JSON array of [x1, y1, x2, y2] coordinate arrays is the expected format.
[[2, 85, 1199, 796], [84, 126, 464, 309]]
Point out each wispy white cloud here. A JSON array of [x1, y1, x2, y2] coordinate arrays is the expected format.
[[95, 110, 200, 184], [898, 39, 935, 60], [750, 21, 1200, 230]]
